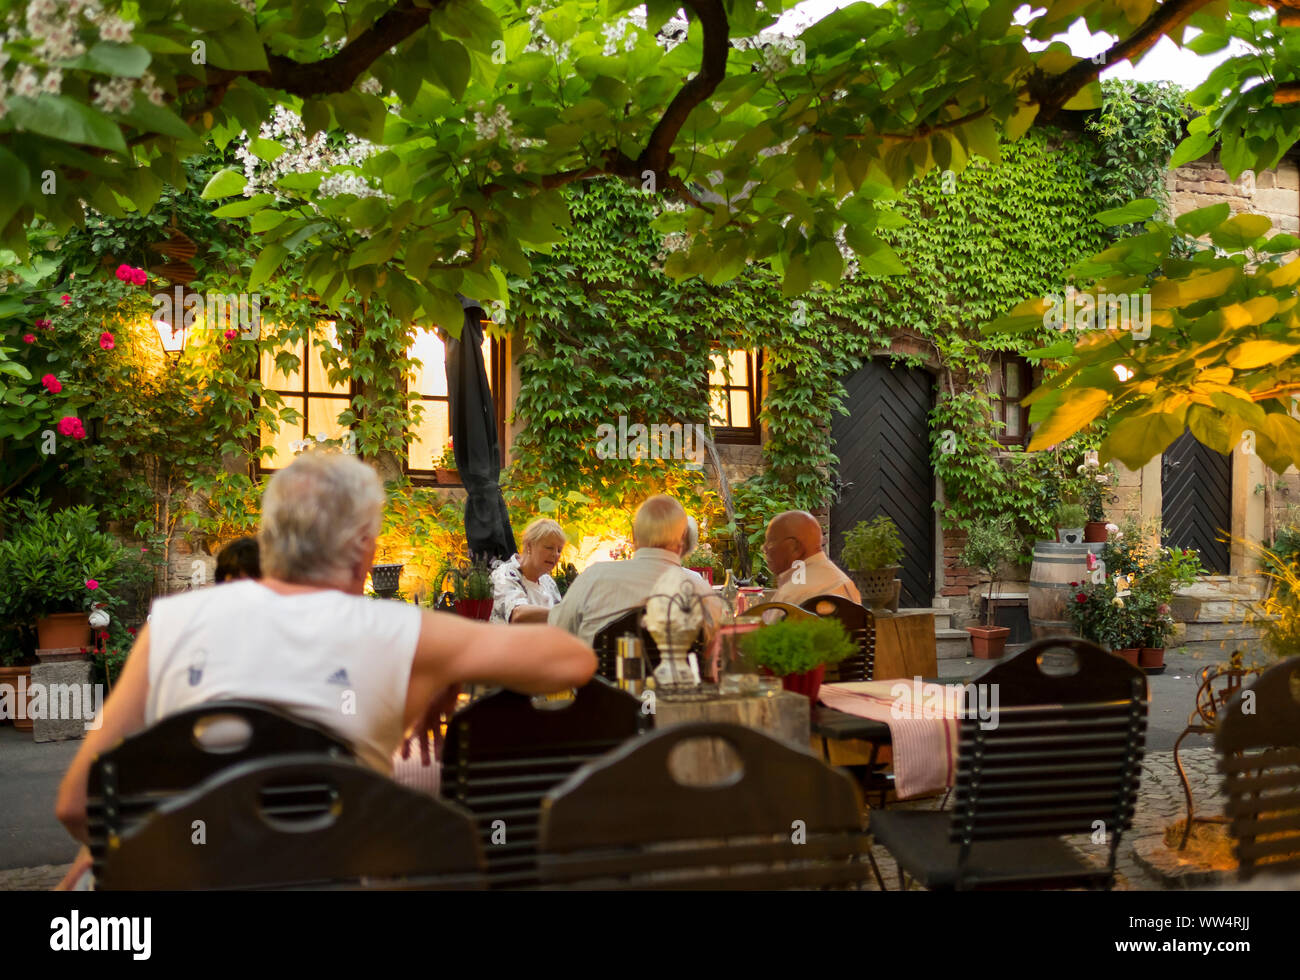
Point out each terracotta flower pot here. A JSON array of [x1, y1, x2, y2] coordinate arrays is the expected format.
[[780, 665, 826, 704], [1115, 648, 1141, 667], [966, 625, 1010, 659], [1139, 647, 1165, 669], [35, 612, 91, 651], [0, 665, 33, 732], [455, 598, 494, 621], [689, 567, 714, 585], [1084, 521, 1109, 543], [436, 468, 460, 485]]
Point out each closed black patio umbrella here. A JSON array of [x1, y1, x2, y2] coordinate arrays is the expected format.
[[445, 296, 517, 562]]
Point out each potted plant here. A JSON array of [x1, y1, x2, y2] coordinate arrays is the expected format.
[[684, 542, 722, 585], [553, 561, 579, 596], [435, 439, 459, 484], [841, 515, 904, 609], [738, 616, 856, 703], [429, 558, 495, 620], [1079, 453, 1115, 542], [961, 519, 1019, 658], [1054, 501, 1087, 545], [0, 495, 140, 651]]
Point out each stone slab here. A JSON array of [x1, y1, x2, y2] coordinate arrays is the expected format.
[[29, 659, 96, 743]]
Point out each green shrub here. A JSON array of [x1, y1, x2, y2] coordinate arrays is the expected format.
[[1055, 502, 1087, 527], [739, 617, 856, 675], [841, 516, 904, 572]]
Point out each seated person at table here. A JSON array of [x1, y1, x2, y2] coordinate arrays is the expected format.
[[214, 535, 260, 583], [765, 510, 861, 607], [490, 518, 566, 623], [549, 495, 723, 645], [54, 451, 595, 883]]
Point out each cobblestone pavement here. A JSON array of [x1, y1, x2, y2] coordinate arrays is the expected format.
[[862, 747, 1227, 891], [0, 751, 1227, 892]]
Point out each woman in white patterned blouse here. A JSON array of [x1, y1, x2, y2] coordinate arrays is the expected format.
[[491, 518, 566, 623]]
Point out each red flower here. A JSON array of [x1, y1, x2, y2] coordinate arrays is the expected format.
[[99, 331, 115, 350], [132, 268, 147, 286], [126, 626, 137, 636], [1076, 592, 1088, 603], [61, 294, 70, 306], [41, 374, 62, 394], [34, 318, 51, 329], [86, 579, 99, 590], [1069, 581, 1079, 587], [224, 328, 238, 340], [22, 333, 35, 344], [115, 264, 133, 282], [56, 416, 86, 439]]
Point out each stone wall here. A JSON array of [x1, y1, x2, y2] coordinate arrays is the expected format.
[[1167, 155, 1300, 242]]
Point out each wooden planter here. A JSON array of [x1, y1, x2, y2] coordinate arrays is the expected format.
[[436, 468, 460, 485], [0, 665, 33, 732], [1056, 527, 1085, 546], [967, 625, 1010, 659], [35, 613, 91, 651]]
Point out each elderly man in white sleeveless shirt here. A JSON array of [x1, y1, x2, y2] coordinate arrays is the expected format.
[[54, 452, 595, 883]]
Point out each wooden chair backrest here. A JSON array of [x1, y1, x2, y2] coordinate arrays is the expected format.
[[800, 594, 874, 681], [1216, 657, 1300, 881]]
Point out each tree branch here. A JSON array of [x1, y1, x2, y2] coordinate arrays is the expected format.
[[1028, 0, 1221, 119]]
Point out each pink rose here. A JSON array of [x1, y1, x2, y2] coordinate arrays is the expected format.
[[99, 331, 115, 350], [224, 328, 238, 340], [115, 264, 132, 282], [132, 269, 147, 286], [41, 374, 62, 394], [22, 333, 35, 344], [56, 416, 86, 439], [86, 579, 99, 590], [34, 318, 51, 329], [61, 294, 70, 306]]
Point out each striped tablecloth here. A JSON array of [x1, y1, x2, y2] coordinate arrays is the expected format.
[[818, 680, 960, 799]]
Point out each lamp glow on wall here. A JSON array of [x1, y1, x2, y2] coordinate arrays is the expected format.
[[153, 316, 190, 361]]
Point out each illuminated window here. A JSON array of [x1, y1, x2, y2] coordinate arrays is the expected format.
[[258, 320, 352, 471], [257, 321, 497, 482], [989, 354, 1032, 447], [708, 349, 761, 444], [405, 327, 497, 479]]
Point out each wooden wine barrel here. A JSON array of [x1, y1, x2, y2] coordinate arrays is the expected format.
[[1028, 541, 1105, 640]]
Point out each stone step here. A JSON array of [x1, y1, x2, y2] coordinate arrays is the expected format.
[[1177, 621, 1266, 643], [897, 606, 954, 630], [937, 628, 971, 660]]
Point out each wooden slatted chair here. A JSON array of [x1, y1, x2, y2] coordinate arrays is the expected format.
[[97, 754, 485, 890], [1216, 656, 1300, 882], [439, 677, 647, 888], [797, 595, 895, 807], [87, 700, 353, 884], [868, 637, 1148, 890], [537, 721, 875, 889]]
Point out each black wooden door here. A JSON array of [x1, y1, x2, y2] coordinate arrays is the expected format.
[[1162, 429, 1231, 574], [830, 360, 935, 606]]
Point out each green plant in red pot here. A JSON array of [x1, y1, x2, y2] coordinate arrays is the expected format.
[[738, 616, 855, 704], [429, 558, 495, 620], [960, 518, 1021, 658]]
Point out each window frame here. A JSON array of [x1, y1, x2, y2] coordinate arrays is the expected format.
[[708, 348, 763, 446], [990, 353, 1032, 448]]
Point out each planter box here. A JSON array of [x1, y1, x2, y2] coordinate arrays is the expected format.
[[436, 468, 460, 485], [36, 613, 90, 651], [967, 625, 1010, 659]]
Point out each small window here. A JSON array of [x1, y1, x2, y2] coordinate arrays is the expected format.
[[708, 349, 761, 444], [989, 354, 1031, 447]]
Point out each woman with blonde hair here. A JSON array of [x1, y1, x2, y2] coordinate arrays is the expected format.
[[491, 518, 567, 623]]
